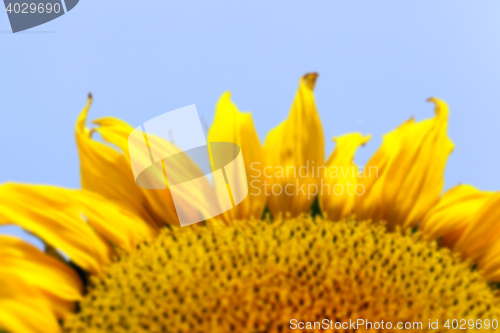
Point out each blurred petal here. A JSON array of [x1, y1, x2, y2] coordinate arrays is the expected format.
[[0, 183, 112, 274], [207, 92, 266, 222], [0, 296, 62, 333], [355, 98, 454, 230], [76, 190, 157, 250], [0, 236, 83, 333], [76, 95, 157, 226], [454, 192, 500, 261], [420, 185, 494, 247], [447, 192, 500, 281], [0, 236, 82, 316], [320, 133, 371, 220], [93, 116, 208, 226], [480, 243, 500, 281], [263, 73, 324, 217]]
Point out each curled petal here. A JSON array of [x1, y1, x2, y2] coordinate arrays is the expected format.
[[76, 96, 158, 226], [320, 133, 371, 220], [355, 98, 454, 230], [207, 92, 267, 223], [263, 73, 325, 217], [93, 117, 208, 225]]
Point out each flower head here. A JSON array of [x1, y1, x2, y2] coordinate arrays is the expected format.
[[1, 74, 500, 332]]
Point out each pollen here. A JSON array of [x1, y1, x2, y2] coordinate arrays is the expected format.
[[63, 216, 500, 332]]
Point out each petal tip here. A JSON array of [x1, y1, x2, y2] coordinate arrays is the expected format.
[[85, 93, 93, 110], [302, 72, 319, 90], [77, 94, 93, 130], [426, 97, 449, 118], [426, 96, 446, 107], [362, 134, 372, 145], [87, 93, 93, 107]]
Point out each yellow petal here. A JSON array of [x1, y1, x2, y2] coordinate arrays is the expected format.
[[0, 236, 82, 315], [263, 73, 325, 217], [419, 185, 500, 282], [0, 183, 112, 274], [419, 185, 494, 247], [354, 98, 454, 230], [454, 192, 500, 261], [320, 133, 371, 220], [0, 236, 83, 333], [91, 115, 205, 226], [0, 297, 62, 333], [76, 95, 159, 226], [75, 190, 157, 250], [449, 192, 500, 281], [480, 243, 500, 281], [207, 92, 267, 223]]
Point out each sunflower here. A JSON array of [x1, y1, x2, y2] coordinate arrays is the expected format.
[[1, 73, 500, 333]]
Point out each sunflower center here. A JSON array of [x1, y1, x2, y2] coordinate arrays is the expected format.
[[63, 217, 500, 332]]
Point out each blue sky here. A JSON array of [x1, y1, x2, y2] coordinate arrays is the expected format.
[[1, 1, 500, 243]]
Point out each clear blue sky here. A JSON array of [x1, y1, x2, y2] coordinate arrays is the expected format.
[[1, 1, 500, 244]]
